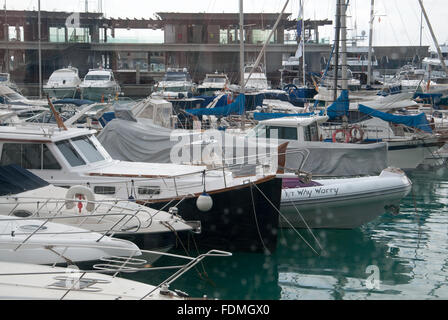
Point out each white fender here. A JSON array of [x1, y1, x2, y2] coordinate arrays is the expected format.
[[65, 185, 96, 212]]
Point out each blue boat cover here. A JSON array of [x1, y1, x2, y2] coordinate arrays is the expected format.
[[193, 95, 229, 108], [52, 98, 95, 106], [358, 104, 433, 133], [0, 165, 49, 196], [326, 90, 350, 120], [253, 112, 315, 121], [185, 94, 245, 117]]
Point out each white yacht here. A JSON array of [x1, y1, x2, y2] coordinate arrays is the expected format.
[[80, 69, 121, 102], [0, 164, 196, 252], [0, 123, 283, 253], [43, 67, 82, 99], [0, 247, 231, 300], [151, 68, 196, 99], [243, 64, 270, 91], [0, 216, 141, 265], [197, 73, 229, 96], [0, 73, 20, 93]]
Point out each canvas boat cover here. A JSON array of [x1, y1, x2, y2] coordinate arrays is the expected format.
[[185, 94, 245, 117], [98, 117, 388, 177], [284, 141, 389, 177], [0, 165, 49, 196], [253, 112, 315, 121], [358, 104, 433, 133]]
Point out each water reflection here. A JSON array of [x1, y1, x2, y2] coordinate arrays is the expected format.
[[123, 169, 448, 300]]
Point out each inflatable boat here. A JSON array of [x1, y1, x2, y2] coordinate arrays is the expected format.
[[279, 168, 412, 229]]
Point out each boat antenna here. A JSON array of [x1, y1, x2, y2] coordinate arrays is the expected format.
[[47, 95, 68, 130]]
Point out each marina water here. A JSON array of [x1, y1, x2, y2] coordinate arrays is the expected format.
[[126, 168, 448, 300]]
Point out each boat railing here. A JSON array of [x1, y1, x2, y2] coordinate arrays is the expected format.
[[0, 247, 232, 300], [321, 123, 395, 142], [0, 197, 155, 234]]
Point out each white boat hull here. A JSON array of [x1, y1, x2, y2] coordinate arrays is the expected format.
[[279, 168, 412, 229]]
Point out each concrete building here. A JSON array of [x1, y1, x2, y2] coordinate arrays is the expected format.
[[0, 10, 332, 96]]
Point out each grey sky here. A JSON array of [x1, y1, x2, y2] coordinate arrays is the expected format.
[[6, 0, 448, 49]]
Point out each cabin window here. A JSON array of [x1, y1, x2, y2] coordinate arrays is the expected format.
[[94, 186, 116, 195], [138, 186, 161, 195], [71, 136, 105, 163], [266, 126, 298, 140], [0, 143, 61, 170], [303, 123, 320, 142], [42, 145, 62, 169], [56, 140, 86, 167]]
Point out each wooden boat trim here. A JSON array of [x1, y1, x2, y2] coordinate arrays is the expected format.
[[137, 174, 277, 204]]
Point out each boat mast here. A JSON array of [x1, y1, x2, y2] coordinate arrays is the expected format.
[[243, 0, 290, 88], [38, 0, 42, 99], [417, 0, 448, 76], [239, 0, 244, 91], [3, 0, 8, 74], [301, 0, 306, 86], [367, 0, 374, 87], [341, 0, 348, 91], [333, 0, 342, 102]]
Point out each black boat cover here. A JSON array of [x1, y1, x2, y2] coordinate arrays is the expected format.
[[0, 165, 49, 196]]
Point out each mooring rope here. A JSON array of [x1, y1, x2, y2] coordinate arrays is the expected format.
[[251, 182, 320, 256]]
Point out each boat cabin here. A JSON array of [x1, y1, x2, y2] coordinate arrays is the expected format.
[[246, 116, 329, 142]]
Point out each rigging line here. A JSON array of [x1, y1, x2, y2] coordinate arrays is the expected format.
[[392, 0, 413, 45], [251, 182, 320, 255], [289, 198, 324, 251], [249, 183, 271, 254]]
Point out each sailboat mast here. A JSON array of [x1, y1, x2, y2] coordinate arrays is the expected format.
[[367, 0, 374, 87], [301, 0, 306, 86], [417, 0, 448, 75], [239, 0, 245, 91], [341, 0, 348, 91], [333, 0, 342, 102], [38, 0, 42, 99]]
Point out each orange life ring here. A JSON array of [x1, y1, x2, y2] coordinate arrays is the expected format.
[[350, 126, 364, 143], [332, 129, 351, 143], [227, 94, 232, 105]]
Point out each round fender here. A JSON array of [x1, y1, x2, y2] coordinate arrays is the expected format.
[[65, 185, 95, 212], [332, 129, 351, 143]]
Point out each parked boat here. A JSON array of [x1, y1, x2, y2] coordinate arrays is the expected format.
[[0, 73, 21, 94], [0, 85, 48, 108], [0, 248, 231, 300], [0, 216, 141, 265], [0, 122, 283, 253], [197, 72, 230, 96], [43, 67, 82, 99], [151, 68, 196, 99], [279, 167, 412, 229], [80, 69, 121, 102], [0, 164, 196, 253]]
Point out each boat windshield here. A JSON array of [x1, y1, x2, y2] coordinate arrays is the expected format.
[[3, 92, 26, 102], [205, 77, 226, 83], [0, 75, 8, 82], [71, 136, 105, 163], [85, 74, 110, 81], [246, 124, 267, 138], [163, 72, 191, 82], [56, 135, 105, 167]]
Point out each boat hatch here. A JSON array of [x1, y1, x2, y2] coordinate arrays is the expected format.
[[19, 225, 48, 232]]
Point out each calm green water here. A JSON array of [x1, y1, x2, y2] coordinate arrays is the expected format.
[[125, 169, 448, 300]]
